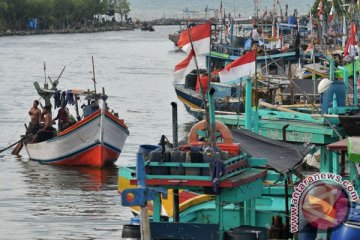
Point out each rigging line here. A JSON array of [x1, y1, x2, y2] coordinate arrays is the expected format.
[[7, 96, 42, 145], [261, 50, 343, 139]]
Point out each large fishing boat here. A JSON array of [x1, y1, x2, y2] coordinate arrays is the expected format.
[[172, 16, 305, 120], [121, 48, 360, 239], [118, 88, 360, 239]]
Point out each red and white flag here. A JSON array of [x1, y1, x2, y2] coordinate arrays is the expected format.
[[327, 4, 335, 25], [344, 22, 357, 57], [262, 7, 268, 19], [173, 50, 196, 82], [219, 50, 256, 82], [317, 0, 323, 20], [304, 42, 314, 55], [177, 22, 211, 55]]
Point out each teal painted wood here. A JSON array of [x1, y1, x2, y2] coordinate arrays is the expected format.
[[153, 193, 161, 222], [258, 109, 340, 125], [220, 178, 263, 202], [148, 162, 209, 168], [146, 174, 211, 181], [118, 166, 135, 179], [215, 114, 342, 144]]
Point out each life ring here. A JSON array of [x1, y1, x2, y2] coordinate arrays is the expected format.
[[188, 120, 233, 144]]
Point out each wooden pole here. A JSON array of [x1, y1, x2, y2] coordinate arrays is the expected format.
[[92, 56, 96, 94], [171, 102, 180, 223], [140, 206, 151, 240], [258, 100, 299, 113]]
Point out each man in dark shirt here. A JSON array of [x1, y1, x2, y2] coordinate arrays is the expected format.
[[53, 104, 68, 132]]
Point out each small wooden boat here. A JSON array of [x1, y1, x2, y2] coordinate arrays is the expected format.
[[25, 108, 129, 167], [23, 62, 129, 167]]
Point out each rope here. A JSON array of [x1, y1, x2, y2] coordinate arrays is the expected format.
[[260, 50, 343, 139], [7, 96, 42, 145]]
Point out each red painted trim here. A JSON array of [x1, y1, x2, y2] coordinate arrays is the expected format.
[[226, 170, 268, 188], [105, 111, 128, 129], [130, 170, 267, 188], [58, 110, 101, 136], [49, 144, 119, 167], [58, 110, 127, 136], [225, 160, 248, 173]]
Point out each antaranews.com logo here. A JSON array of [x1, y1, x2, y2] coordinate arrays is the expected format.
[[290, 172, 358, 233]]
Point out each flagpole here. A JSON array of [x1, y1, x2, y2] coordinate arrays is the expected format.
[[206, 20, 218, 150], [254, 47, 258, 111], [186, 22, 214, 147]]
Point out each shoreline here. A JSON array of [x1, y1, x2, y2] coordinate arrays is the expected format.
[[0, 18, 208, 37], [0, 25, 136, 37]]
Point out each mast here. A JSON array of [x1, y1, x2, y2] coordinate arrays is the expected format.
[[92, 56, 97, 94], [186, 23, 213, 146]]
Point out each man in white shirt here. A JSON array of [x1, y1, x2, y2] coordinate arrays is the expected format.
[[251, 25, 260, 49]]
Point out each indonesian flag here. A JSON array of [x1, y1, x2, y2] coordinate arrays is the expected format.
[[344, 22, 357, 57], [304, 42, 314, 55], [177, 22, 211, 55], [173, 50, 196, 82], [304, 42, 314, 59], [317, 0, 323, 20], [219, 1, 223, 19], [262, 7, 268, 19], [219, 50, 256, 82], [327, 4, 335, 25]]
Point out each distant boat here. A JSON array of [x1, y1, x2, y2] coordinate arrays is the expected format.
[[141, 23, 155, 32]]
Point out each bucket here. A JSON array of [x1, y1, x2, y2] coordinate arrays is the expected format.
[[332, 205, 360, 239], [138, 144, 160, 161], [331, 222, 360, 240], [196, 75, 209, 94]]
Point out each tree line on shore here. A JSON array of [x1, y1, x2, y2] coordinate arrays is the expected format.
[[0, 0, 130, 32]]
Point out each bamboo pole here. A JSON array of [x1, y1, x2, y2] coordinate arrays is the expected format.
[[258, 100, 299, 113]]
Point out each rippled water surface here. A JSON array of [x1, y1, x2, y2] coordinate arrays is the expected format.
[[0, 26, 196, 239]]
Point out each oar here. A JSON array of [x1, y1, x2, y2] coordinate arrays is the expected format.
[[11, 141, 24, 155], [0, 137, 26, 154], [11, 124, 29, 155]]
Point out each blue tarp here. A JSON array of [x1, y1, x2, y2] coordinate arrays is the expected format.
[[27, 18, 38, 30]]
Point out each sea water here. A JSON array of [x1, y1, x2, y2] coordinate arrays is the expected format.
[[0, 26, 195, 240]]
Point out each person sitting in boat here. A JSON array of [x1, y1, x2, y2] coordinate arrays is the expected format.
[[90, 100, 99, 112], [81, 100, 99, 118], [53, 103, 69, 132], [34, 105, 55, 143], [211, 67, 221, 82], [65, 107, 76, 126], [27, 100, 42, 135]]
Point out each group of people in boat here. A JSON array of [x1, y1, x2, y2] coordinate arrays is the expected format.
[[27, 99, 99, 143], [27, 100, 55, 143]]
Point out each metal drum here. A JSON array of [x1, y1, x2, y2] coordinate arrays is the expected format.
[[331, 205, 360, 240], [138, 144, 160, 161], [331, 221, 360, 240]]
